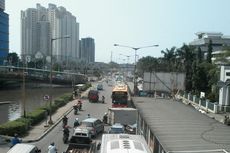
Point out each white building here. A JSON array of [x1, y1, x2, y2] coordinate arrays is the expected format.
[[189, 32, 230, 62], [21, 3, 80, 64]]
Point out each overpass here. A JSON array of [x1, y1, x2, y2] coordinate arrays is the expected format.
[[0, 66, 87, 87]]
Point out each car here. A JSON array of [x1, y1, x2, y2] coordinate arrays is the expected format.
[[97, 83, 103, 90], [125, 123, 137, 134], [108, 123, 125, 134], [88, 90, 99, 102], [79, 118, 104, 137], [7, 143, 41, 153]]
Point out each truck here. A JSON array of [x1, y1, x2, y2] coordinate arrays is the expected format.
[[64, 127, 96, 153], [107, 108, 137, 126]]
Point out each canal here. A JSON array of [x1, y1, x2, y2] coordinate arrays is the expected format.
[[0, 83, 72, 124]]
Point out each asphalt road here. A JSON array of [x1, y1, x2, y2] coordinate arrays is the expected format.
[[32, 81, 113, 153]]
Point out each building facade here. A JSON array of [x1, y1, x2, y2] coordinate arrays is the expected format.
[[0, 0, 9, 65], [189, 32, 230, 62], [80, 37, 95, 63], [21, 3, 79, 64]]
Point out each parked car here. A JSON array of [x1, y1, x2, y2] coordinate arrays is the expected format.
[[108, 123, 125, 134], [88, 90, 99, 102], [79, 118, 104, 137]]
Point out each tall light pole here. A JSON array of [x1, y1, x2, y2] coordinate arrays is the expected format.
[[119, 54, 130, 77], [48, 35, 70, 124], [114, 44, 159, 95]]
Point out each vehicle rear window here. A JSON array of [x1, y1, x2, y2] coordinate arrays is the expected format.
[[82, 122, 93, 127]]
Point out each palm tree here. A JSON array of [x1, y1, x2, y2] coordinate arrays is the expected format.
[[161, 47, 177, 71]]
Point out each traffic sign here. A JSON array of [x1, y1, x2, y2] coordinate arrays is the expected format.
[[43, 95, 50, 101]]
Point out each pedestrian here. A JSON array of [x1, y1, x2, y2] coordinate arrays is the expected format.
[[48, 142, 57, 153], [10, 133, 21, 148], [87, 114, 90, 118]]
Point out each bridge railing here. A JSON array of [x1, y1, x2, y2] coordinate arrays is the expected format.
[[175, 91, 219, 114]]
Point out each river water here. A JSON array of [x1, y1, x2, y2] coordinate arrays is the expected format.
[[0, 84, 72, 124]]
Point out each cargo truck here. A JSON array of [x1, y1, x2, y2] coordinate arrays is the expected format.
[[64, 127, 96, 153], [107, 108, 137, 126]]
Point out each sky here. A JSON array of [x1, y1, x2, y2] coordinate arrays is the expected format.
[[5, 0, 230, 63]]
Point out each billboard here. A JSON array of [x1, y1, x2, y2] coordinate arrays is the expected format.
[[143, 72, 185, 92]]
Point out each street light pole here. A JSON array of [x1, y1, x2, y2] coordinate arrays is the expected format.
[[114, 44, 159, 96], [48, 35, 70, 125]]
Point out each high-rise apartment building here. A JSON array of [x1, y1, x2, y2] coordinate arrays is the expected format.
[[0, 0, 9, 65], [80, 37, 95, 63], [21, 3, 79, 64]]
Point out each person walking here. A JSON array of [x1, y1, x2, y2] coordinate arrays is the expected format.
[[48, 142, 57, 153], [87, 114, 91, 118]]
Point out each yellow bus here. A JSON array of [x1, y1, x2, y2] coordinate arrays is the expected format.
[[111, 83, 128, 107]]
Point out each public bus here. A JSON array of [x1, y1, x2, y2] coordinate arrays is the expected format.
[[111, 83, 128, 107], [100, 134, 151, 153]]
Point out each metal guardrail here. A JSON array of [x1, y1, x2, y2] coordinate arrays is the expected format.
[[175, 92, 218, 114]]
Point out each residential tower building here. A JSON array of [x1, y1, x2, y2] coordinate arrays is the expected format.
[[21, 3, 79, 64], [80, 37, 95, 63]]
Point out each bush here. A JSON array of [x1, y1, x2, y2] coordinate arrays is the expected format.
[[0, 118, 31, 136], [0, 92, 73, 136], [27, 108, 46, 125]]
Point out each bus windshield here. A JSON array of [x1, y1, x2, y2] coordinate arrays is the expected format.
[[112, 91, 128, 104]]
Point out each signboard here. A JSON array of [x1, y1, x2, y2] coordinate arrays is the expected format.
[[43, 95, 50, 101]]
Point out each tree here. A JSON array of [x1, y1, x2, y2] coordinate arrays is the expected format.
[[177, 44, 196, 91], [207, 40, 213, 63], [161, 47, 177, 71], [7, 52, 19, 66], [136, 56, 158, 76], [197, 47, 203, 64]]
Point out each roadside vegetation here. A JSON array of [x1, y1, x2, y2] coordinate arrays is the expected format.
[[0, 83, 91, 136], [136, 42, 230, 102]]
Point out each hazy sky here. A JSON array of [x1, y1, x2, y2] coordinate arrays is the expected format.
[[5, 0, 230, 63]]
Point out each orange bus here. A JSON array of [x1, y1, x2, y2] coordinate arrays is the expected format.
[[111, 83, 128, 107]]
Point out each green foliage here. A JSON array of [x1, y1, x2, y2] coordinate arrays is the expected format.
[[0, 118, 31, 136], [207, 40, 213, 63], [0, 92, 74, 136], [7, 52, 19, 66], [27, 108, 46, 125]]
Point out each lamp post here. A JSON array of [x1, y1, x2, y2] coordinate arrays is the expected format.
[[48, 35, 70, 125], [114, 44, 159, 95], [119, 54, 130, 77]]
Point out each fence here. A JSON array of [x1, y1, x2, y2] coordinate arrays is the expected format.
[[176, 91, 219, 114]]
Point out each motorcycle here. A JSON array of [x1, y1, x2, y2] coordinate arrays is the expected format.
[[63, 133, 69, 144], [62, 116, 68, 128], [103, 113, 108, 124], [102, 96, 105, 103], [74, 107, 78, 115], [63, 127, 70, 144], [73, 104, 79, 115]]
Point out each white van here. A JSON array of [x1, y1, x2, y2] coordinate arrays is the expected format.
[[7, 143, 41, 153]]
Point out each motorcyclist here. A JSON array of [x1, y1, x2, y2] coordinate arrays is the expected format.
[[62, 115, 68, 127], [63, 125, 70, 143], [74, 118, 80, 127], [77, 100, 82, 110], [103, 112, 108, 124], [102, 95, 105, 103]]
